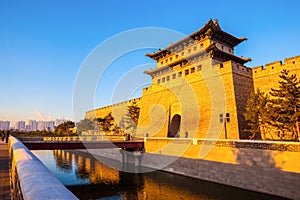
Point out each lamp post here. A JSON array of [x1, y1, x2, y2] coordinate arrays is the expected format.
[[220, 113, 230, 139]]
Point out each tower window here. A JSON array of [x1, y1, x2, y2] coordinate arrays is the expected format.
[[191, 67, 195, 73], [220, 63, 223, 68], [178, 71, 182, 77], [185, 69, 189, 75]]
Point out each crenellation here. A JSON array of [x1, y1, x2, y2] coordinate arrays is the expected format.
[[265, 60, 282, 68], [252, 55, 300, 108], [252, 65, 264, 72], [231, 62, 252, 77], [253, 56, 300, 78], [284, 55, 300, 64], [86, 97, 141, 120]]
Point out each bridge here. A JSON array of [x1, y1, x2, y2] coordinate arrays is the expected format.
[[18, 136, 144, 150]]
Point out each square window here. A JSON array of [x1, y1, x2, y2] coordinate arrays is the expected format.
[[166, 76, 170, 81], [162, 77, 165, 82], [220, 63, 223, 68], [200, 43, 203, 48], [185, 69, 189, 75], [157, 79, 160, 84], [178, 71, 182, 77], [176, 55, 178, 59], [191, 67, 195, 73], [161, 61, 163, 65], [166, 59, 168, 63], [181, 52, 184, 56], [193, 46, 197, 51], [170, 57, 172, 61], [188, 49, 191, 53], [172, 73, 176, 79]]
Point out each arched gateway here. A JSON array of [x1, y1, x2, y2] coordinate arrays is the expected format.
[[168, 114, 181, 137]]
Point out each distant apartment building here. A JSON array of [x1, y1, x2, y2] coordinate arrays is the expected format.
[[55, 119, 67, 126], [37, 120, 55, 131], [15, 121, 26, 131], [45, 121, 55, 131], [0, 120, 10, 130], [28, 120, 38, 131], [25, 124, 31, 132]]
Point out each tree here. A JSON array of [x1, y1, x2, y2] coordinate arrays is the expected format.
[[268, 70, 300, 141], [98, 113, 115, 134], [77, 118, 98, 135], [54, 121, 75, 135], [124, 102, 140, 135], [244, 89, 269, 139], [245, 70, 300, 141]]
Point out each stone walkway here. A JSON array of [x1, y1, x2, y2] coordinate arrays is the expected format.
[[0, 141, 12, 200]]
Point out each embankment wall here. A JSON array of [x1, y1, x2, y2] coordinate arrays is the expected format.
[[84, 138, 300, 199]]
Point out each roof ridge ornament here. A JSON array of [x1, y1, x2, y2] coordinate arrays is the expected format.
[[213, 18, 220, 29]]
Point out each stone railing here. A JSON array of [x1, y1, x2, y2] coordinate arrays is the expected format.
[[17, 135, 127, 143], [9, 137, 78, 200]]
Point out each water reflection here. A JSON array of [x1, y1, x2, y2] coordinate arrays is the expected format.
[[32, 150, 287, 200], [52, 149, 72, 173]]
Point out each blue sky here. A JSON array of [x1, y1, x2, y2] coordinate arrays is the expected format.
[[1, 0, 300, 124]]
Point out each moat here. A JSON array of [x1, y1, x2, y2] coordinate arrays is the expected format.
[[32, 149, 286, 200]]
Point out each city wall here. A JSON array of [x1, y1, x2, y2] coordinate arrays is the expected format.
[[252, 55, 300, 94], [86, 97, 141, 120], [85, 138, 300, 199]]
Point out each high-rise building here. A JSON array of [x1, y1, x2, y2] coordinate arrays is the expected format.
[[0, 120, 10, 130], [25, 125, 31, 132], [55, 119, 67, 126], [28, 120, 38, 131], [15, 121, 26, 131], [37, 121, 45, 131], [37, 121, 55, 131], [45, 121, 55, 131]]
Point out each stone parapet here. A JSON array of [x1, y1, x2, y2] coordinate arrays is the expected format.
[[9, 137, 78, 200]]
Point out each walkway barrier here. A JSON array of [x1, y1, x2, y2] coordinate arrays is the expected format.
[[8, 137, 78, 200], [42, 135, 126, 142]]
